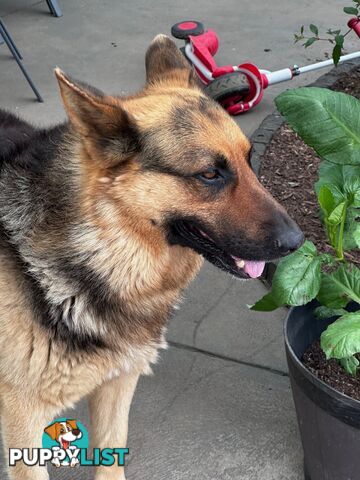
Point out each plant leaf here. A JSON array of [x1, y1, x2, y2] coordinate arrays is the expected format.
[[275, 88, 360, 165], [317, 184, 346, 248], [309, 24, 319, 35], [343, 176, 360, 207], [315, 162, 360, 195], [250, 292, 279, 312], [321, 312, 360, 359], [343, 6, 358, 14], [315, 306, 348, 319], [340, 355, 359, 376], [335, 34, 345, 47], [252, 241, 323, 310], [316, 165, 360, 246], [317, 274, 350, 308], [343, 208, 360, 249], [343, 225, 360, 250], [328, 201, 346, 225], [331, 265, 360, 303], [318, 265, 360, 308], [270, 241, 322, 306], [304, 37, 317, 48], [318, 185, 337, 216], [332, 44, 342, 66]]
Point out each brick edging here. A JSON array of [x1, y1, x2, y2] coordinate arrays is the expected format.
[[249, 58, 360, 286]]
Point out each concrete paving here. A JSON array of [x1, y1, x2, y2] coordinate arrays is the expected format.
[[168, 263, 289, 374], [0, 0, 350, 478]]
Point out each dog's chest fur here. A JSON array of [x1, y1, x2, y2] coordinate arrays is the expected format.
[[0, 237, 199, 409]]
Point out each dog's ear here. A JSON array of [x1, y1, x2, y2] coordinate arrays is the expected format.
[[55, 69, 139, 166], [44, 423, 59, 441], [67, 419, 78, 430], [145, 34, 199, 88]]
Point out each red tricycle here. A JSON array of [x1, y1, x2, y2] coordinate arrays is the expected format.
[[171, 19, 360, 115]]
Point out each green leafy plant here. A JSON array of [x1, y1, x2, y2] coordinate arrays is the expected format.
[[252, 87, 360, 376], [294, 2, 360, 64]]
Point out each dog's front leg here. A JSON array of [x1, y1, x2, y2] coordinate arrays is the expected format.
[[89, 369, 140, 480], [1, 390, 55, 480]]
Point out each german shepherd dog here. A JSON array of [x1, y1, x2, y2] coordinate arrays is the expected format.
[[0, 35, 303, 480]]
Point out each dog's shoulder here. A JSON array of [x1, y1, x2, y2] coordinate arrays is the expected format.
[[0, 109, 36, 164], [0, 108, 67, 173]]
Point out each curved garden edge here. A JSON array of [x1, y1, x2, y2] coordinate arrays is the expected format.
[[250, 57, 360, 287]]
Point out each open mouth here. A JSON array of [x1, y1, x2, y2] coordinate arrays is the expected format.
[[169, 219, 266, 279], [60, 439, 70, 449]]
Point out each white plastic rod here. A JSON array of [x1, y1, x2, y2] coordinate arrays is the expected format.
[[265, 68, 293, 86], [298, 51, 360, 74], [263, 51, 360, 86]]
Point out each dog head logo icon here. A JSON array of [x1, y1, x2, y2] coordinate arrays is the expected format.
[[43, 418, 88, 467], [44, 419, 82, 449]]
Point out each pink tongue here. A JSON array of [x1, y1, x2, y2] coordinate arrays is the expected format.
[[243, 260, 265, 278]]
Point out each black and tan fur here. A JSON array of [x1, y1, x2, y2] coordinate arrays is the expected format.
[[0, 35, 302, 480]]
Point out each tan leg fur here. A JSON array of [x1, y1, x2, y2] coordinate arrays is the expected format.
[[89, 371, 140, 480]]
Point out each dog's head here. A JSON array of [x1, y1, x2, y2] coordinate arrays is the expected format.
[[44, 420, 82, 448], [55, 34, 303, 279]]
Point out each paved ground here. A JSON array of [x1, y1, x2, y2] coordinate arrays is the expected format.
[[0, 1, 351, 478]]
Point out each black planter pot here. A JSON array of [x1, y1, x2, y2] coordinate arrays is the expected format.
[[284, 302, 360, 480]]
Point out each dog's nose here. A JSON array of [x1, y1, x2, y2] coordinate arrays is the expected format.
[[72, 429, 80, 436], [274, 216, 304, 256]]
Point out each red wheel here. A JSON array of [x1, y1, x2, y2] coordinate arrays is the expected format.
[[171, 21, 204, 40]]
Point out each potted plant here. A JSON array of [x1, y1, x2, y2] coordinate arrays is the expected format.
[[252, 86, 360, 480]]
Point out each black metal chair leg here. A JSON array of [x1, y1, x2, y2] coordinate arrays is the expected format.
[[46, 0, 63, 17], [0, 20, 43, 102], [0, 19, 22, 59]]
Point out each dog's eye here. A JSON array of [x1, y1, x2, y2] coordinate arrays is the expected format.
[[197, 168, 224, 185], [202, 171, 218, 180]]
